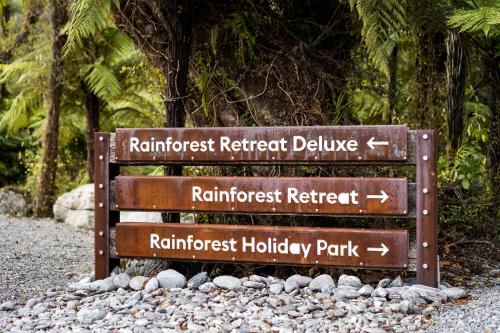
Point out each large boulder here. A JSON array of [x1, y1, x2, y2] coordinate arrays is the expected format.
[[0, 188, 29, 216], [53, 184, 94, 228]]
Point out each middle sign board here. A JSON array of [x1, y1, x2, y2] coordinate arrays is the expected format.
[[114, 176, 408, 215]]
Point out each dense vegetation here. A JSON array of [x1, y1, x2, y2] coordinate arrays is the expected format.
[[0, 0, 498, 241]]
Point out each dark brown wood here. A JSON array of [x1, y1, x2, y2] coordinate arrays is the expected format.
[[416, 130, 438, 287], [114, 126, 408, 163], [116, 223, 409, 269], [113, 176, 408, 216], [94, 133, 120, 279]]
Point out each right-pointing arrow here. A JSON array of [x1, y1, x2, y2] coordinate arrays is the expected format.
[[367, 243, 389, 256], [366, 190, 389, 203]]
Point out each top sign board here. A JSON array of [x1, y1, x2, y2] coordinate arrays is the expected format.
[[114, 125, 408, 163]]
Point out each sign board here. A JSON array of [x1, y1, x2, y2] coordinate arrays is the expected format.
[[116, 223, 409, 268], [114, 176, 408, 215], [114, 125, 408, 163]]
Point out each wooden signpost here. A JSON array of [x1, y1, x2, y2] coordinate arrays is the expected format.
[[95, 125, 439, 287]]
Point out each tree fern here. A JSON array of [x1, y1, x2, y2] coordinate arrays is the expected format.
[[348, 0, 407, 77], [448, 2, 500, 37], [82, 63, 121, 101]]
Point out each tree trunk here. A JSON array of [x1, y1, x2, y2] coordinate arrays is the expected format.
[[445, 30, 467, 157], [161, 0, 193, 223], [33, 0, 68, 217], [83, 84, 100, 182], [387, 44, 398, 123]]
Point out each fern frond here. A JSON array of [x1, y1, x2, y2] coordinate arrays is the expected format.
[[0, 90, 42, 134], [83, 64, 121, 101], [448, 5, 500, 37]]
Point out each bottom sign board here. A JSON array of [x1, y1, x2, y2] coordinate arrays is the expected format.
[[116, 223, 409, 269]]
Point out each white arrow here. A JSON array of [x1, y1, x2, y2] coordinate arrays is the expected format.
[[367, 137, 389, 149], [366, 190, 389, 203], [367, 243, 389, 256]]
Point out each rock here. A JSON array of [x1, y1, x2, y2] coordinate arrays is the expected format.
[[269, 283, 284, 294], [157, 269, 186, 289], [321, 282, 335, 295], [243, 281, 266, 289], [91, 277, 117, 292], [358, 284, 374, 297], [388, 276, 403, 288], [120, 211, 163, 223], [309, 274, 335, 292], [199, 282, 217, 293], [284, 278, 299, 293], [338, 274, 363, 289], [371, 288, 389, 298], [113, 273, 131, 289], [0, 188, 28, 216], [76, 308, 106, 325], [409, 284, 448, 303], [335, 288, 360, 299], [249, 275, 268, 284], [129, 276, 150, 291], [377, 278, 391, 288], [422, 306, 435, 315], [144, 277, 159, 293], [397, 300, 413, 314], [187, 272, 210, 289], [287, 274, 312, 287], [441, 287, 467, 300], [213, 276, 241, 290], [53, 184, 94, 228], [0, 301, 15, 311], [68, 282, 92, 291]]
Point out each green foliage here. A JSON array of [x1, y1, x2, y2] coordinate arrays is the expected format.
[[448, 1, 500, 37]]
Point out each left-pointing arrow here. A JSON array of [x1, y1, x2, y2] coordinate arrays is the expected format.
[[367, 243, 389, 256], [366, 190, 389, 203]]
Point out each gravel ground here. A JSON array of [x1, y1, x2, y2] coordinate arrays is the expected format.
[[0, 215, 93, 304], [0, 215, 498, 332]]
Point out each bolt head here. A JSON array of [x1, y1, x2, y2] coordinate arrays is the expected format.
[[99, 250, 104, 255], [423, 134, 428, 140], [99, 136, 104, 142], [423, 188, 428, 194], [423, 263, 428, 269], [98, 203, 104, 208], [423, 242, 429, 247], [423, 155, 428, 161], [423, 210, 429, 215], [99, 231, 104, 236], [99, 155, 104, 160]]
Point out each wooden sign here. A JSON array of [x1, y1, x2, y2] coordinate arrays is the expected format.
[[114, 125, 408, 163], [115, 223, 409, 269], [113, 176, 408, 215]]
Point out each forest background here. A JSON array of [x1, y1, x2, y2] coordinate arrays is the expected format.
[[0, 0, 498, 275]]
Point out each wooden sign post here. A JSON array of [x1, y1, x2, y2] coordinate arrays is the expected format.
[[94, 125, 438, 287]]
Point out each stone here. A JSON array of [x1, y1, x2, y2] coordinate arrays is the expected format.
[[68, 282, 92, 291], [377, 278, 391, 288], [397, 300, 412, 314], [269, 283, 284, 294], [113, 273, 131, 289], [409, 284, 447, 303], [129, 276, 150, 291], [0, 301, 15, 311], [243, 281, 266, 289], [187, 272, 210, 289], [284, 278, 299, 293], [76, 308, 106, 325], [53, 184, 94, 228], [358, 284, 374, 297], [157, 269, 187, 289], [388, 276, 403, 288], [321, 282, 335, 295], [371, 288, 389, 298], [308, 274, 335, 292], [199, 282, 217, 293], [249, 275, 268, 284], [335, 288, 360, 299], [422, 306, 435, 315], [144, 277, 159, 293], [441, 287, 467, 300], [0, 188, 28, 216], [337, 274, 363, 288], [287, 274, 312, 287], [91, 277, 117, 292], [213, 276, 241, 290]]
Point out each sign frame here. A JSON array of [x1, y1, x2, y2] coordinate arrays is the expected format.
[[94, 126, 438, 287]]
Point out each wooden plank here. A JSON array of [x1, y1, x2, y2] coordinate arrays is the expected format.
[[416, 130, 439, 287], [113, 176, 408, 216], [113, 126, 408, 163], [115, 223, 409, 269], [94, 133, 120, 279]]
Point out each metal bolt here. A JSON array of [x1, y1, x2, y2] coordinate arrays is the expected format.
[[98, 183, 104, 189], [99, 250, 103, 255], [423, 188, 428, 194], [152, 156, 156, 160], [423, 263, 428, 269], [403, 210, 407, 214], [231, 156, 234, 160], [273, 258, 276, 262], [360, 262, 363, 266], [315, 208, 319, 212], [423, 210, 429, 215], [423, 134, 428, 140], [315, 260, 319, 264], [358, 156, 362, 160], [231, 207, 235, 211], [115, 204, 119, 208], [272, 207, 276, 211], [272, 156, 275, 160], [232, 257, 235, 261], [99, 136, 104, 142], [192, 255, 195, 259], [314, 156, 318, 160], [99, 155, 104, 160], [153, 253, 157, 257], [423, 242, 429, 247], [423, 155, 428, 161], [99, 231, 104, 236], [98, 202, 104, 208], [115, 252, 118, 256], [191, 156, 194, 160]]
